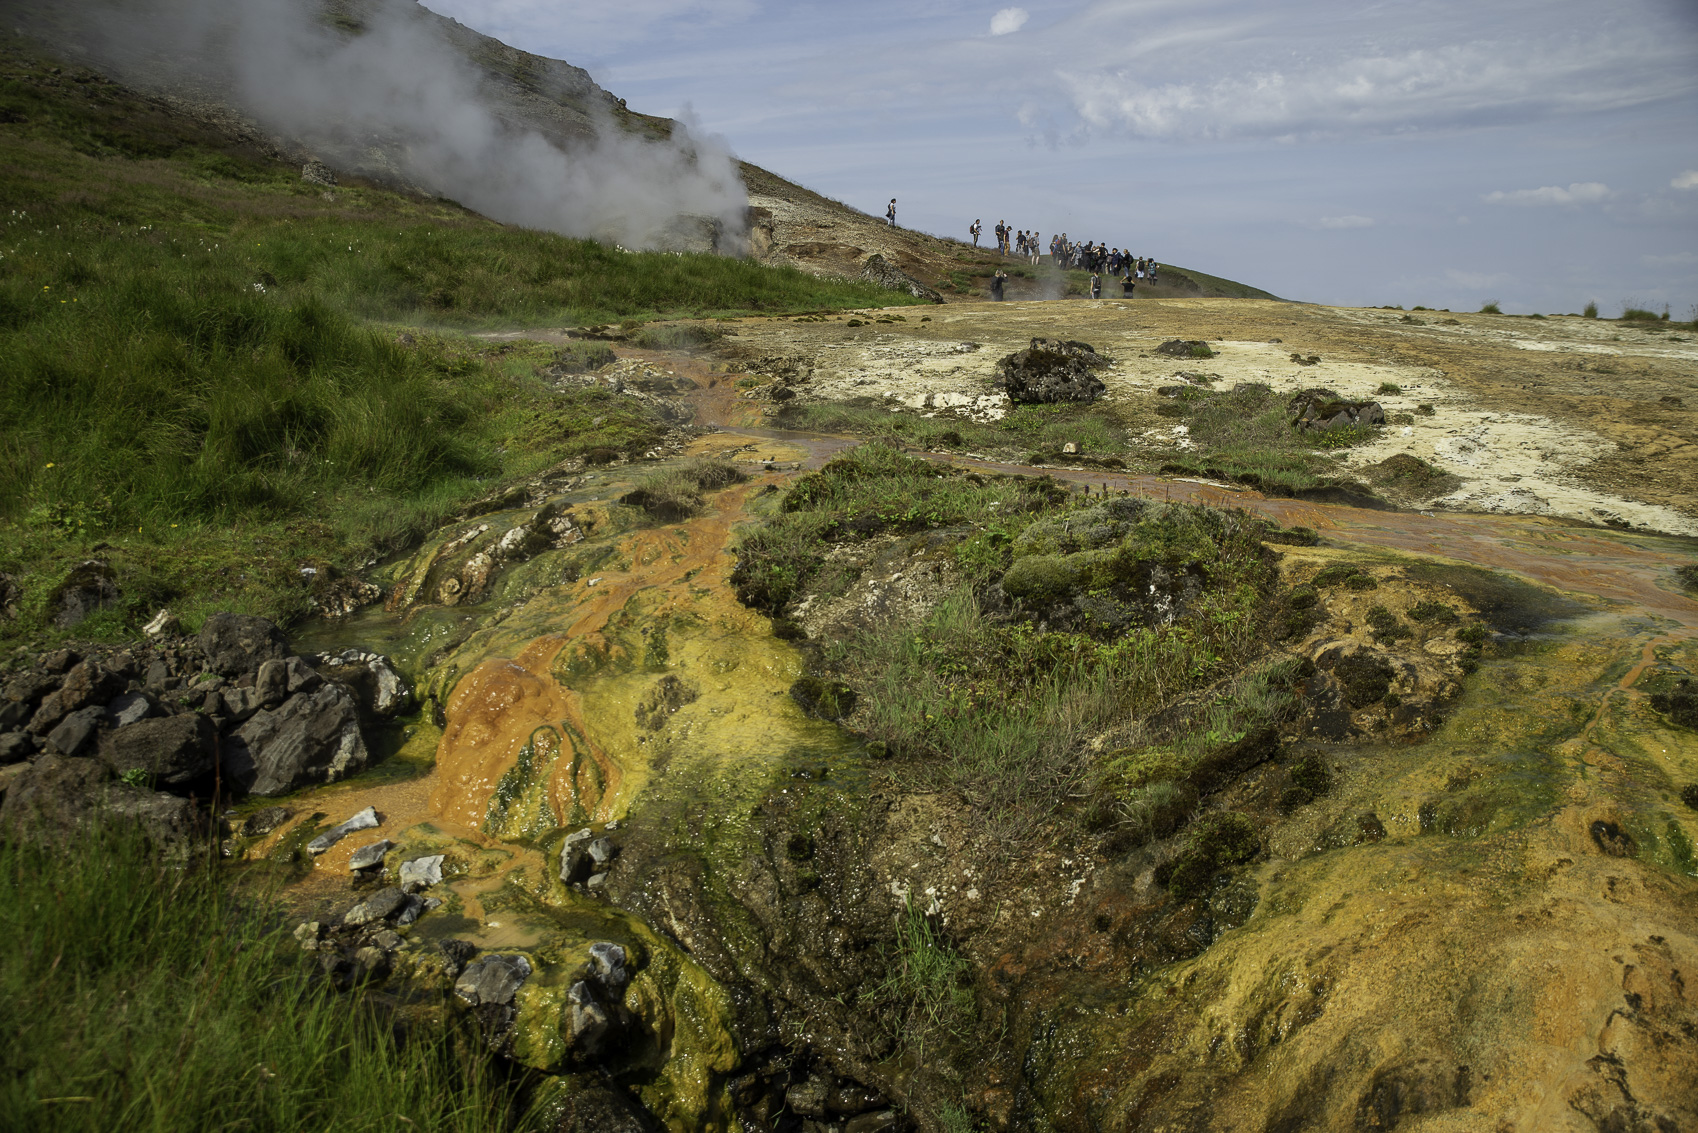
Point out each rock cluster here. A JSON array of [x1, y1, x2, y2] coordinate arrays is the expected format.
[[997, 337, 1109, 404], [0, 613, 409, 852], [1289, 388, 1387, 433], [294, 842, 449, 989]]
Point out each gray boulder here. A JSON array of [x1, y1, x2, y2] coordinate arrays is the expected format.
[[316, 651, 410, 718], [106, 691, 156, 728], [99, 714, 217, 787], [343, 886, 409, 926], [49, 560, 119, 629], [307, 805, 379, 853], [348, 839, 393, 870], [455, 954, 532, 1006], [222, 683, 368, 796], [198, 613, 288, 676], [46, 706, 106, 757], [0, 732, 35, 763], [998, 338, 1110, 404]]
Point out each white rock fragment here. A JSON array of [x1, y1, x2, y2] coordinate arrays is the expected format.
[[307, 805, 379, 855]]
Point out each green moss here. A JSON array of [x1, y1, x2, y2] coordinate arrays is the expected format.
[[1366, 604, 1410, 643], [1158, 812, 1260, 898], [1408, 600, 1456, 623]]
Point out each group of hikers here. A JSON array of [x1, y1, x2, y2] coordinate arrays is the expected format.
[[971, 218, 1161, 301]]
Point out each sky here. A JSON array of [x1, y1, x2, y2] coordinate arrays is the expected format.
[[416, 0, 1698, 313]]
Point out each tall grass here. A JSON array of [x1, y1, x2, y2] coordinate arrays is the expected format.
[[0, 826, 533, 1133]]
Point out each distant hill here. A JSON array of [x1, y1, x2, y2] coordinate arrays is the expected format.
[[8, 0, 1278, 302]]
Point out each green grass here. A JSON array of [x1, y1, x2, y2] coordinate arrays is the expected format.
[[736, 445, 1282, 826], [1149, 383, 1380, 496], [0, 36, 918, 648], [773, 400, 1132, 464], [620, 459, 746, 520], [0, 826, 535, 1133], [1479, 300, 1502, 315]]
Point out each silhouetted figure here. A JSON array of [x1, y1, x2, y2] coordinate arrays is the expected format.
[[990, 270, 1006, 301]]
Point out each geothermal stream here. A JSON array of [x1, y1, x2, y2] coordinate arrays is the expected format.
[[263, 347, 1697, 1130]]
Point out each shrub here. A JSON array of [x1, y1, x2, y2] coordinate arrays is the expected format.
[[1621, 307, 1660, 322], [1376, 382, 1402, 394], [1583, 301, 1598, 319], [1479, 300, 1502, 314]]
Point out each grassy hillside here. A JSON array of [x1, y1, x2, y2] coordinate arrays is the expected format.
[[0, 36, 918, 647]]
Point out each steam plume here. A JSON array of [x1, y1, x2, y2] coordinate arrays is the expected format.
[[30, 0, 748, 251]]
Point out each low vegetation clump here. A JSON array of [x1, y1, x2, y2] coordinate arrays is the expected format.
[[0, 827, 534, 1133], [735, 444, 1292, 828], [1479, 300, 1502, 315], [1620, 307, 1661, 322], [1150, 382, 1382, 498], [621, 459, 747, 521]]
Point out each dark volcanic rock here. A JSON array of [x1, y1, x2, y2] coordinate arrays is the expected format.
[[221, 683, 368, 796], [0, 753, 202, 851], [45, 706, 106, 756], [1289, 388, 1386, 433], [99, 713, 218, 787], [49, 560, 119, 628], [543, 1079, 659, 1133], [998, 337, 1109, 404], [198, 613, 288, 676]]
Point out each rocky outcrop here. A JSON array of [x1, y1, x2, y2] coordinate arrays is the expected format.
[[1289, 387, 1386, 433], [998, 337, 1109, 404], [857, 254, 943, 303], [0, 615, 411, 846], [0, 753, 203, 854]]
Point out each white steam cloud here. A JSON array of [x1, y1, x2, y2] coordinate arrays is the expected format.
[[44, 0, 748, 251], [1673, 171, 1698, 191]]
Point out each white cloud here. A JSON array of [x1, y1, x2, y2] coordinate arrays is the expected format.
[[1673, 170, 1698, 190], [1482, 182, 1612, 206], [990, 7, 1029, 36], [1317, 215, 1374, 229], [1054, 2, 1695, 141]]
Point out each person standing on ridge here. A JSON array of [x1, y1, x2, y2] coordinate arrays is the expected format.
[[970, 219, 981, 247], [1089, 272, 1102, 300], [886, 199, 897, 227]]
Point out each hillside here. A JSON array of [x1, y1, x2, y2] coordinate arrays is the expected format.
[[5, 0, 1275, 301]]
